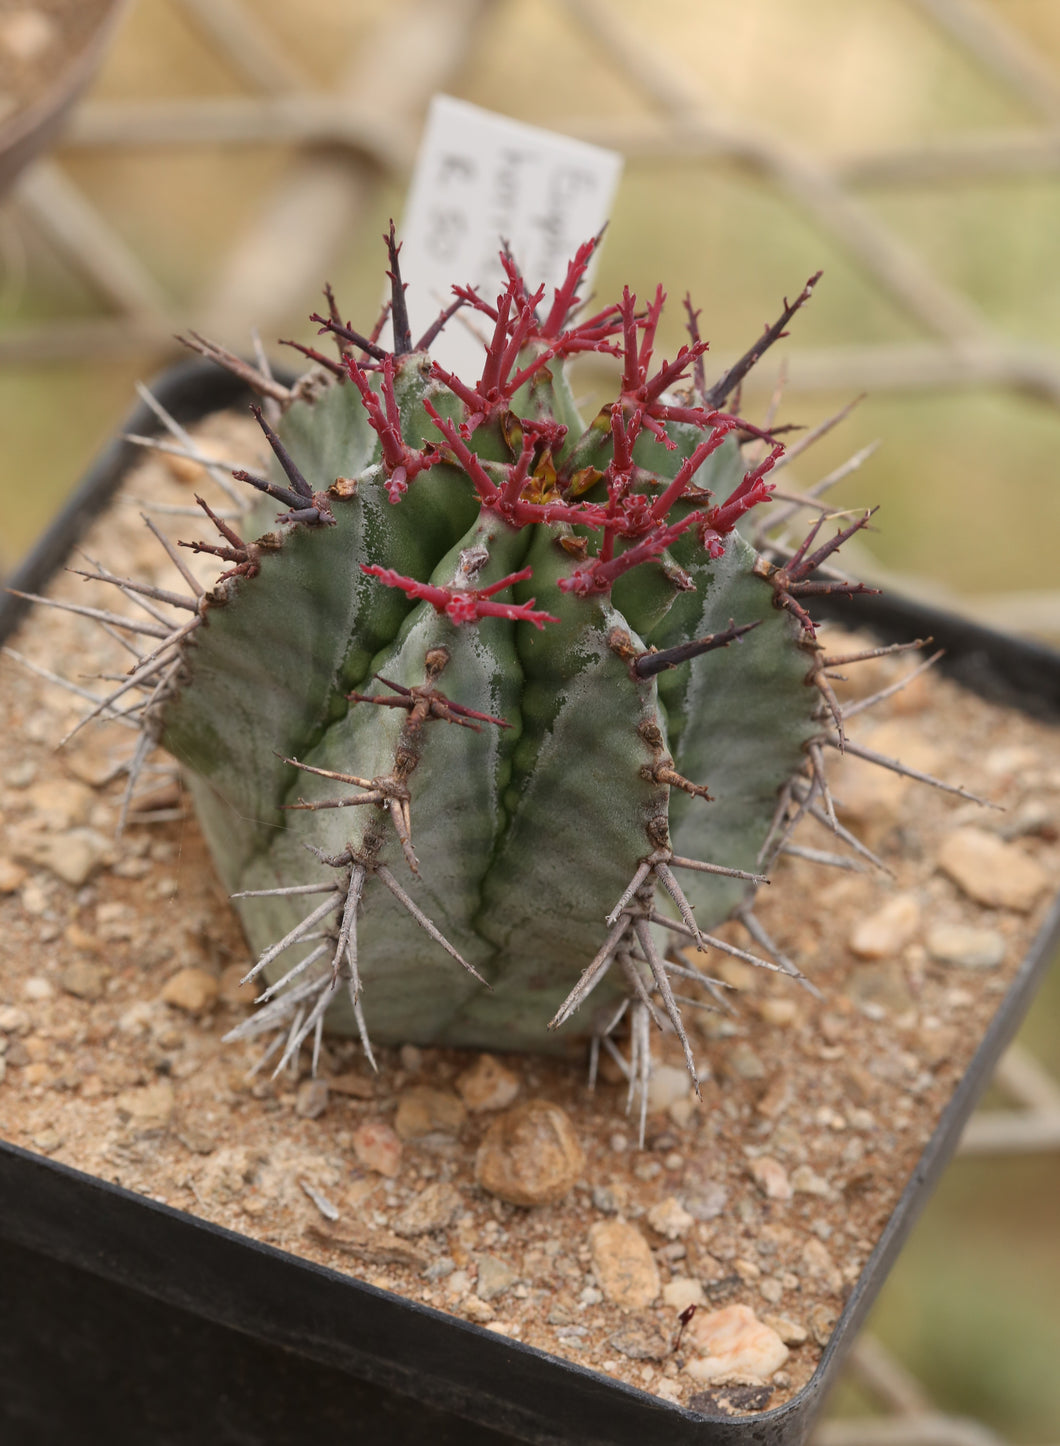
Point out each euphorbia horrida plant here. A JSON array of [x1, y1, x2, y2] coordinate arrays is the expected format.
[[26, 230, 975, 1133]]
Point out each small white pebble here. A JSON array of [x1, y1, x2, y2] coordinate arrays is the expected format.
[[647, 1196, 694, 1240], [444, 1269, 471, 1299], [20, 882, 48, 915], [662, 1277, 705, 1311]]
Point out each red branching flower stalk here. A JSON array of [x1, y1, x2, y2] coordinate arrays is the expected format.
[[361, 565, 559, 630], [352, 238, 784, 622]]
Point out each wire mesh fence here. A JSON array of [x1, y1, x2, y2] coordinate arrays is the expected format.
[[5, 0, 1060, 629]]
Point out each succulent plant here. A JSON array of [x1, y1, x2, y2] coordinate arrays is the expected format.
[[19, 229, 982, 1137]]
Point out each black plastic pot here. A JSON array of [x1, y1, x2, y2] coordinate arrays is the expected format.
[[2, 362, 1058, 1446]]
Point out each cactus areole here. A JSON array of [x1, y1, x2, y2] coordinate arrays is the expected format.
[[153, 230, 873, 1085]]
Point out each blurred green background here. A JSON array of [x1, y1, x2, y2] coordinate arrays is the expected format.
[[1, 1, 1058, 1440]]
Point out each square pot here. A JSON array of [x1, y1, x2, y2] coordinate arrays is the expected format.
[[2, 361, 1058, 1446]]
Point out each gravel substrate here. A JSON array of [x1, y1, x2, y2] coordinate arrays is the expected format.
[[1, 419, 1057, 1415]]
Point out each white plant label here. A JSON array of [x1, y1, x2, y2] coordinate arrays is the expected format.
[[395, 95, 623, 375]]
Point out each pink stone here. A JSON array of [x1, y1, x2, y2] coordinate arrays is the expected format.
[[748, 1155, 792, 1201], [685, 1304, 789, 1384], [352, 1119, 403, 1177]]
